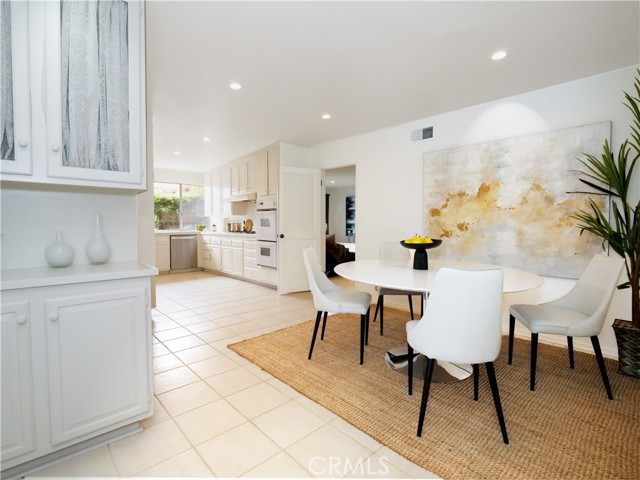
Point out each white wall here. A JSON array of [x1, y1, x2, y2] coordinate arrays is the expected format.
[[1, 184, 138, 269], [154, 168, 204, 185], [326, 186, 355, 242], [312, 65, 640, 359]]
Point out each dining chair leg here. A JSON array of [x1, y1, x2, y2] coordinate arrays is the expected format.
[[365, 307, 371, 345], [308, 311, 323, 360], [590, 336, 614, 400], [417, 358, 436, 437], [379, 296, 384, 336], [530, 332, 539, 391], [567, 336, 575, 369], [407, 344, 413, 395], [508, 314, 515, 365], [408, 295, 414, 320], [420, 293, 425, 317], [373, 295, 382, 323], [359, 314, 366, 365], [320, 311, 328, 340], [485, 362, 509, 445], [473, 364, 479, 401]]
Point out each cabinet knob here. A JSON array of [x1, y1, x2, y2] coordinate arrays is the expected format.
[[279, 234, 285, 238], [17, 315, 27, 325], [18, 140, 28, 148], [49, 312, 59, 321], [51, 145, 60, 152]]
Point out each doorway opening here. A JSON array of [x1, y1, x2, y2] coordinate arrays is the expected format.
[[323, 165, 356, 275]]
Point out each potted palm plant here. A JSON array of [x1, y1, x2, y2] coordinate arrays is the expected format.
[[572, 70, 640, 378]]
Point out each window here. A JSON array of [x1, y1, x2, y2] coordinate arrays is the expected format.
[[154, 182, 205, 230]]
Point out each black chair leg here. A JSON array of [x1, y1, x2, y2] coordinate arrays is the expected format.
[[508, 314, 515, 364], [365, 307, 370, 345], [473, 364, 479, 400], [407, 344, 413, 395], [530, 332, 538, 391], [320, 311, 328, 340], [420, 293, 424, 317], [408, 295, 414, 320], [591, 336, 613, 400], [373, 295, 382, 322], [567, 336, 575, 369], [308, 311, 323, 360], [359, 313, 366, 365], [485, 362, 509, 444], [379, 296, 384, 336], [417, 358, 436, 437]]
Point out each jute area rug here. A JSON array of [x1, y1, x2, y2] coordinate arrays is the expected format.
[[229, 307, 640, 479]]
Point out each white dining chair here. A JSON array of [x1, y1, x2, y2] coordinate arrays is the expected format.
[[406, 268, 508, 444], [508, 253, 624, 399], [302, 247, 372, 364], [373, 241, 424, 335]]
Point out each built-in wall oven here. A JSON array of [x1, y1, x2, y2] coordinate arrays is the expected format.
[[256, 194, 278, 268]]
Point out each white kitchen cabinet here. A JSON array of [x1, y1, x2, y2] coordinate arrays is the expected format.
[[221, 239, 243, 276], [243, 240, 258, 279], [247, 159, 257, 193], [1, 301, 37, 465], [155, 235, 170, 273], [257, 146, 279, 196], [0, 1, 32, 175], [0, 263, 156, 475], [45, 287, 150, 446], [0, 1, 146, 190], [221, 167, 232, 200], [211, 244, 222, 271], [197, 236, 212, 270]]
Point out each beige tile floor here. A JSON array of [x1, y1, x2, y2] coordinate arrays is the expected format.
[[29, 271, 439, 479]]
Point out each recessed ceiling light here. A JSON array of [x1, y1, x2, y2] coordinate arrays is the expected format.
[[229, 82, 242, 90], [202, 137, 211, 142], [491, 50, 507, 61], [322, 113, 331, 120], [330, 180, 335, 184], [173, 151, 180, 155]]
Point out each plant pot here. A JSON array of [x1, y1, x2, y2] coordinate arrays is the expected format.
[[612, 319, 640, 379]]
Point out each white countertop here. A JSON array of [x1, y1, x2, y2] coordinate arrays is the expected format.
[[1, 261, 158, 290], [155, 231, 256, 237]]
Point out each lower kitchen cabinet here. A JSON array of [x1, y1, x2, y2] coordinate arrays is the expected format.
[[0, 262, 156, 476], [155, 235, 170, 273]]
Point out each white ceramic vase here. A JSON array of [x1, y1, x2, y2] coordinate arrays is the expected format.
[[45, 231, 75, 268], [85, 213, 111, 264]]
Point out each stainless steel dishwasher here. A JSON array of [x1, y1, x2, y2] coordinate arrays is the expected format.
[[170, 235, 198, 271]]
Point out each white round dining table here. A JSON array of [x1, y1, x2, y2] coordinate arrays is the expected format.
[[334, 258, 544, 294], [334, 258, 544, 382]]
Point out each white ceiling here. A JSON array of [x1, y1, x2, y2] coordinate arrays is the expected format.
[[146, 1, 640, 173]]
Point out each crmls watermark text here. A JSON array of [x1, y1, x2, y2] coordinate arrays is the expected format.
[[308, 455, 391, 476]]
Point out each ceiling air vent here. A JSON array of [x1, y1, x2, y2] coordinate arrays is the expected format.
[[411, 126, 433, 142]]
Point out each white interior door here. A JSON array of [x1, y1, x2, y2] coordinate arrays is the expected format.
[[278, 167, 322, 294]]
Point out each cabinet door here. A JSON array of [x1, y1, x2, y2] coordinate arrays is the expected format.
[[247, 159, 256, 194], [256, 150, 268, 196], [221, 246, 233, 273], [155, 236, 170, 272], [211, 169, 222, 216], [45, 287, 151, 447], [232, 248, 243, 276], [0, 1, 32, 175], [221, 167, 232, 200], [1, 301, 37, 464], [211, 245, 222, 271], [267, 146, 279, 194], [43, 0, 145, 188], [231, 164, 240, 195]]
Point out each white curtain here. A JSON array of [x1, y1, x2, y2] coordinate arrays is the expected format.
[[0, 0, 14, 161], [61, 0, 129, 172]]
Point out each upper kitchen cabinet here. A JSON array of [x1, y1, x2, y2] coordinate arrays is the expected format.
[[256, 145, 279, 195], [0, 0, 146, 190], [0, 1, 31, 175]]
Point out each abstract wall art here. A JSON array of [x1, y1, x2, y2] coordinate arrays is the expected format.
[[423, 122, 610, 278]]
